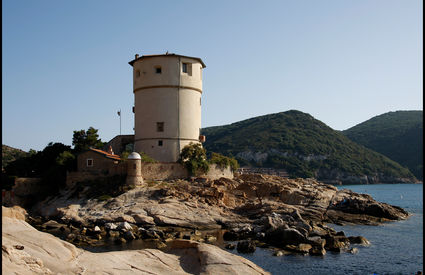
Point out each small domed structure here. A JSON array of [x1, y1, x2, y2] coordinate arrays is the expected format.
[[126, 152, 144, 187], [128, 152, 141, 160]]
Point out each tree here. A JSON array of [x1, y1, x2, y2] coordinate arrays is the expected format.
[[179, 143, 209, 176], [72, 127, 105, 153]]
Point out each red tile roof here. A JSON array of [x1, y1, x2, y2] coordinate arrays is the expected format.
[[89, 148, 121, 161]]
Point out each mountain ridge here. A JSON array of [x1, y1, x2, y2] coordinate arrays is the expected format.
[[201, 110, 417, 184], [343, 110, 423, 180]]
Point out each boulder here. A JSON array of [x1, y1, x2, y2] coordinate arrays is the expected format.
[[349, 247, 359, 254], [348, 236, 370, 246], [42, 220, 63, 230], [266, 227, 306, 246], [117, 222, 133, 232], [237, 240, 256, 253], [284, 243, 312, 254], [324, 236, 350, 252], [123, 231, 135, 241], [104, 222, 117, 230], [310, 246, 326, 256], [223, 231, 240, 241], [132, 213, 155, 225], [225, 243, 236, 250]]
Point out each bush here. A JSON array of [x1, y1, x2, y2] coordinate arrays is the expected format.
[[140, 152, 157, 163], [179, 143, 209, 176], [209, 152, 239, 171], [97, 195, 112, 201]]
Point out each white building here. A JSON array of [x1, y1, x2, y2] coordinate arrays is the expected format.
[[129, 53, 206, 162]]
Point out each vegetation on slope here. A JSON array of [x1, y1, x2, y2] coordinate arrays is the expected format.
[[343, 111, 423, 180], [2, 145, 29, 170], [201, 110, 415, 181], [2, 127, 105, 197]]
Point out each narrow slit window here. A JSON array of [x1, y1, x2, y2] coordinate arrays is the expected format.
[[182, 63, 187, 73], [136, 70, 140, 77], [87, 159, 93, 167]]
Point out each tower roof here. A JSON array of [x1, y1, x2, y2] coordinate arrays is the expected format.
[[127, 152, 141, 160], [129, 53, 206, 68]]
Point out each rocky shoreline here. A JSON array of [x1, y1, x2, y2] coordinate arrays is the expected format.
[[3, 206, 269, 274], [26, 174, 409, 258]]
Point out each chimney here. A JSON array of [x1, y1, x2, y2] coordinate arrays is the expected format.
[[108, 145, 114, 155], [135, 54, 139, 59]]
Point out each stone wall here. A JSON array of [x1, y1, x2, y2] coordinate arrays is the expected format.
[[141, 163, 188, 180], [66, 171, 122, 188], [2, 177, 42, 207], [67, 162, 234, 186], [204, 164, 234, 180], [104, 135, 134, 155]]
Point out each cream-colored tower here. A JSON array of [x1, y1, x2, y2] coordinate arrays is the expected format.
[[129, 53, 206, 162]]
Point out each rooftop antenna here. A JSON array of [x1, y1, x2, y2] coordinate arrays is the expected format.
[[117, 109, 121, 135]]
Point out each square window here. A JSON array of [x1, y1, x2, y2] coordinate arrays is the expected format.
[[158, 140, 163, 146], [156, 122, 164, 132], [87, 159, 93, 167], [155, 67, 162, 74]]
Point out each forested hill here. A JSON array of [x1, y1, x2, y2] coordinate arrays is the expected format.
[[343, 110, 423, 180], [201, 110, 417, 184], [2, 145, 28, 170]]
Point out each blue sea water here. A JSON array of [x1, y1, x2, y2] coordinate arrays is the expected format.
[[229, 183, 423, 275]]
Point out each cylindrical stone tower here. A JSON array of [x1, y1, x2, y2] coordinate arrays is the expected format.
[[125, 152, 144, 186], [129, 53, 206, 162]]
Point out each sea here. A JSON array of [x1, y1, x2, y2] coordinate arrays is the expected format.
[[228, 183, 423, 275]]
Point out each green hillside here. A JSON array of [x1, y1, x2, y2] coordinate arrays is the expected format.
[[2, 145, 28, 170], [201, 110, 416, 183], [343, 111, 423, 180]]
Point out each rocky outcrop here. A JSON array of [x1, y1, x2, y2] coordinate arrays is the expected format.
[[2, 206, 269, 275], [28, 174, 409, 257]]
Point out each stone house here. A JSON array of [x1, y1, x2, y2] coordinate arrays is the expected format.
[[77, 147, 123, 176]]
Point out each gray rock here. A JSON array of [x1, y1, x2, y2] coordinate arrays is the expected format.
[[123, 231, 135, 241], [349, 247, 359, 254], [237, 240, 256, 253], [117, 222, 133, 232], [104, 223, 117, 230], [348, 236, 370, 246]]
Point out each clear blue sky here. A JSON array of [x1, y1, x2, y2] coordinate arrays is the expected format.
[[2, 0, 423, 152]]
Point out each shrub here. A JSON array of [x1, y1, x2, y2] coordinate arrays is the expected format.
[[97, 195, 112, 201], [179, 143, 209, 176], [209, 152, 239, 171], [139, 152, 157, 163]]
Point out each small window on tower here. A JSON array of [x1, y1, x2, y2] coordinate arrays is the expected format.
[[155, 66, 162, 74], [182, 63, 192, 76], [87, 159, 93, 167], [158, 140, 163, 146], [136, 70, 140, 77], [157, 122, 164, 132]]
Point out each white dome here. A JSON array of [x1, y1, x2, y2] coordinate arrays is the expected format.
[[127, 152, 141, 160]]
